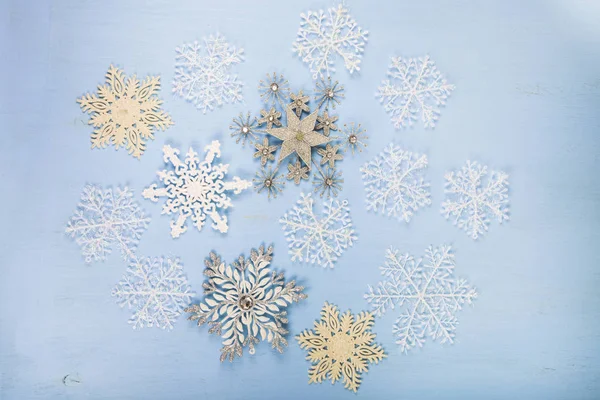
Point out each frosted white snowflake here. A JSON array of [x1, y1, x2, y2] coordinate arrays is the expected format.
[[365, 245, 477, 353], [173, 34, 244, 113], [112, 256, 194, 330], [441, 160, 510, 240], [377, 56, 455, 129], [280, 192, 356, 268], [66, 185, 150, 263], [143, 140, 252, 238], [360, 143, 431, 223], [293, 4, 368, 79]]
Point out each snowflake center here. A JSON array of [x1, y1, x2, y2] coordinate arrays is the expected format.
[[349, 135, 357, 144], [325, 178, 333, 186], [271, 83, 279, 92], [325, 121, 330, 126], [238, 294, 255, 311], [241, 126, 249, 134], [264, 178, 273, 188], [185, 178, 209, 200], [268, 116, 274, 121], [112, 97, 140, 126], [327, 89, 334, 98], [295, 132, 305, 141], [295, 99, 303, 106], [328, 332, 355, 361], [262, 149, 269, 155]]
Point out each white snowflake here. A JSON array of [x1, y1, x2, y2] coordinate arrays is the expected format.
[[360, 143, 431, 223], [365, 245, 477, 353], [293, 4, 368, 79], [112, 256, 194, 330], [377, 56, 455, 129], [143, 140, 252, 238], [66, 185, 150, 263], [280, 192, 357, 268], [441, 160, 510, 239], [173, 34, 244, 113]]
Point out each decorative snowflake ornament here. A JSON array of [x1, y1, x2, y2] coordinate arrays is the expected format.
[[143, 141, 251, 238], [296, 302, 386, 392], [377, 56, 455, 129], [186, 245, 307, 362], [280, 192, 356, 268], [441, 160, 510, 239], [112, 256, 194, 330], [365, 245, 477, 353]]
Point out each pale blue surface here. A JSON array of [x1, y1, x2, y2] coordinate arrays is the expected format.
[[2, 0, 600, 399]]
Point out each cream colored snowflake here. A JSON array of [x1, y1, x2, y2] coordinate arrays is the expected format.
[[296, 302, 386, 392], [77, 65, 173, 159]]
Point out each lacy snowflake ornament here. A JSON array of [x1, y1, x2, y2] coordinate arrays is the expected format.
[[173, 34, 244, 113], [112, 256, 194, 330], [365, 245, 477, 353], [280, 192, 356, 268], [142, 140, 251, 238], [360, 143, 431, 223], [186, 245, 307, 362], [441, 160, 510, 239], [377, 56, 455, 129], [66, 185, 150, 263], [293, 5, 369, 79]]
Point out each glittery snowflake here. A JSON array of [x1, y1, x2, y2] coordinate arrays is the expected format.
[[441, 160, 509, 240], [293, 5, 369, 79], [280, 192, 356, 268], [173, 34, 244, 113], [377, 56, 455, 129], [365, 245, 477, 353], [186, 245, 307, 362], [142, 141, 252, 238], [66, 185, 150, 263]]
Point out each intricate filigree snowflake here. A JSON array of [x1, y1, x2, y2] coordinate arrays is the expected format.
[[173, 34, 244, 113], [112, 256, 193, 330], [77, 65, 173, 158], [365, 245, 477, 353], [360, 143, 431, 223], [142, 141, 251, 238], [441, 160, 510, 239], [293, 5, 369, 79], [296, 302, 386, 392], [377, 56, 455, 129], [186, 245, 307, 362], [280, 192, 356, 268], [66, 185, 150, 263]]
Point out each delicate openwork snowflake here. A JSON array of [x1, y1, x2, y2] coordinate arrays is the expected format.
[[142, 141, 252, 238], [66, 185, 150, 263], [377, 56, 455, 129], [293, 5, 369, 79], [280, 192, 356, 268], [296, 302, 386, 392], [441, 160, 509, 239], [365, 245, 477, 353], [360, 143, 431, 223], [77, 65, 173, 159], [185, 245, 307, 362], [173, 35, 244, 113], [112, 256, 194, 330], [341, 123, 368, 154]]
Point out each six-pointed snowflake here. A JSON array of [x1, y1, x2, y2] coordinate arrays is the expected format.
[[112, 256, 194, 330], [441, 160, 509, 239], [377, 56, 455, 129], [360, 143, 431, 223], [143, 140, 252, 238], [365, 245, 477, 353], [280, 192, 357, 268]]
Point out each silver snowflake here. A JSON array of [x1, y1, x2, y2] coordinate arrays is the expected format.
[[365, 245, 477, 353], [441, 160, 509, 240], [360, 143, 431, 223], [280, 192, 356, 268], [377, 56, 455, 129], [66, 185, 150, 263]]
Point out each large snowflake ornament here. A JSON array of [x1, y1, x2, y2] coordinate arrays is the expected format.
[[186, 245, 307, 362], [365, 245, 477, 353], [173, 34, 244, 113], [112, 256, 194, 330], [143, 140, 251, 238], [66, 185, 150, 263], [360, 143, 431, 223], [280, 192, 357, 268], [441, 160, 510, 239], [377, 56, 455, 129]]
